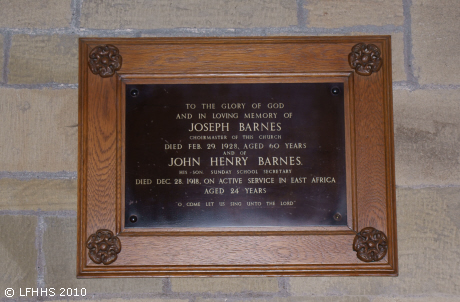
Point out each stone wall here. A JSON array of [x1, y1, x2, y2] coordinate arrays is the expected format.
[[1, 0, 459, 301]]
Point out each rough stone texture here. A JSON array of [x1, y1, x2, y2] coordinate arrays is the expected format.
[[171, 278, 279, 293], [0, 0, 72, 29], [393, 89, 460, 186], [197, 298, 370, 302], [290, 187, 460, 295], [81, 0, 297, 29], [412, 0, 460, 85], [373, 298, 460, 302], [0, 34, 3, 83], [0, 215, 37, 291], [43, 217, 163, 293], [389, 32, 405, 82], [0, 179, 77, 211], [8, 35, 78, 84], [0, 88, 78, 172], [46, 298, 190, 302], [305, 0, 404, 28]]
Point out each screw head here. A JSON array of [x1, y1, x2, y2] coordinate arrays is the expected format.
[[129, 215, 138, 223], [130, 89, 139, 97], [333, 213, 342, 221], [331, 87, 340, 95]]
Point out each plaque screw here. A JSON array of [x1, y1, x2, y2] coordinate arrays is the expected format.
[[333, 213, 342, 221], [129, 215, 138, 223], [130, 89, 139, 97], [331, 87, 341, 95]]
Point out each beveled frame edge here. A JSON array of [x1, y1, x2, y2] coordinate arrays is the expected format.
[[77, 38, 87, 277], [382, 37, 398, 274], [78, 35, 389, 45], [77, 36, 397, 277], [78, 265, 398, 278]]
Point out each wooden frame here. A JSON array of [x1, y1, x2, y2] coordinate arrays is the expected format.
[[78, 36, 397, 277]]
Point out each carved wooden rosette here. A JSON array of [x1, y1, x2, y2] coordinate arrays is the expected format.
[[86, 229, 121, 265], [353, 227, 388, 262], [88, 44, 122, 78], [348, 43, 382, 76]]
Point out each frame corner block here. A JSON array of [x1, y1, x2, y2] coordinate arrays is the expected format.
[[353, 227, 388, 262], [348, 43, 383, 76], [88, 44, 122, 78], [86, 229, 121, 265]]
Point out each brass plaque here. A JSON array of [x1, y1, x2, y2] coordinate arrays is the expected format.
[[125, 82, 347, 228]]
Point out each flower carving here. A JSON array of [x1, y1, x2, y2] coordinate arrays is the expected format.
[[353, 227, 388, 262], [88, 44, 122, 78], [86, 229, 121, 265], [348, 43, 382, 76]]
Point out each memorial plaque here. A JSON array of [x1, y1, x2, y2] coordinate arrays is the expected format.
[[78, 37, 397, 277], [125, 83, 347, 228]]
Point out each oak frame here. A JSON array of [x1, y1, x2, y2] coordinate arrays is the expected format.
[[78, 36, 397, 277]]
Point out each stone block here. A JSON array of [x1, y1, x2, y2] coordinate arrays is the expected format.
[[171, 277, 279, 293], [290, 187, 460, 295], [389, 32, 405, 82], [46, 297, 190, 302], [412, 0, 460, 85], [43, 217, 163, 293], [0, 0, 72, 29], [9, 35, 78, 84], [0, 179, 77, 211], [0, 215, 37, 291], [81, 0, 297, 29], [197, 297, 370, 302], [0, 88, 78, 172], [305, 0, 404, 28], [0, 35, 3, 83], [373, 297, 460, 302], [393, 89, 460, 186]]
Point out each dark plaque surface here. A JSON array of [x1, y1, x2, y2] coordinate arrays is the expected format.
[[125, 83, 346, 228]]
